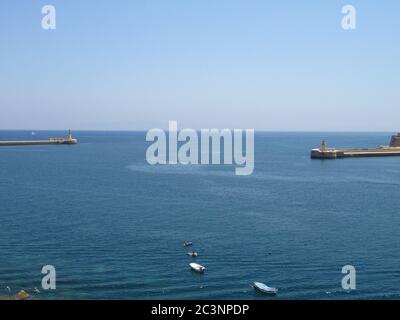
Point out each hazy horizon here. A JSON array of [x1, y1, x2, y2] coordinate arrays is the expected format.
[[1, 129, 399, 134], [1, 1, 399, 131]]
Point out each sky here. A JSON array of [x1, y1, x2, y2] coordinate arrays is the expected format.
[[0, 0, 399, 131]]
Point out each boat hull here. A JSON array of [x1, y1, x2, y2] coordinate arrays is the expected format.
[[253, 282, 277, 295], [189, 263, 205, 273]]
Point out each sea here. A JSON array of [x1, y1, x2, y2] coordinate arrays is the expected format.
[[0, 131, 399, 300]]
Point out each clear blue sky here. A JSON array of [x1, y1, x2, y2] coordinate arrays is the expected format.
[[0, 0, 399, 131]]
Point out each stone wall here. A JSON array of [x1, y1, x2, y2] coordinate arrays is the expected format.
[[390, 133, 400, 147]]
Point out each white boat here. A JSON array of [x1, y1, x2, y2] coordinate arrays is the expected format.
[[189, 262, 205, 273], [187, 251, 198, 257], [183, 241, 193, 247], [253, 282, 278, 295]]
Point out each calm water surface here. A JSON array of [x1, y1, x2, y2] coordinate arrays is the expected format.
[[0, 131, 399, 299]]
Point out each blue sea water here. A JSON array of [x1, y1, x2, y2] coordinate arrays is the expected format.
[[0, 131, 400, 300]]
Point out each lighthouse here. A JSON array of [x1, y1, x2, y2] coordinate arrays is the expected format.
[[65, 130, 78, 144]]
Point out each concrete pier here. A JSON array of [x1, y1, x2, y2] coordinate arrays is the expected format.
[[0, 131, 77, 147], [311, 134, 400, 159]]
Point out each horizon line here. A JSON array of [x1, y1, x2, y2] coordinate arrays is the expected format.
[[0, 129, 398, 134]]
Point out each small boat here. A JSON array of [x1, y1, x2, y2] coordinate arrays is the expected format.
[[17, 290, 30, 300], [189, 262, 205, 273], [253, 282, 278, 295], [183, 241, 193, 247], [187, 251, 198, 257]]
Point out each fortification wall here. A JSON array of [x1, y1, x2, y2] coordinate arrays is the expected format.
[[390, 134, 400, 147]]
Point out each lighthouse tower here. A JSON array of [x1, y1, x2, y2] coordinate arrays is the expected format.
[[66, 130, 73, 141], [65, 130, 78, 144], [321, 140, 327, 151]]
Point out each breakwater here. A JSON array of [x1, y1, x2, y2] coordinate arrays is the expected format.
[[311, 133, 400, 159], [0, 131, 77, 146]]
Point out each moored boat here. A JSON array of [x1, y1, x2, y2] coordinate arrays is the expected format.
[[183, 241, 193, 247], [187, 251, 198, 257], [189, 262, 205, 273], [253, 282, 278, 295]]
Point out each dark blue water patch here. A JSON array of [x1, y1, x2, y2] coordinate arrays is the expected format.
[[0, 131, 400, 299]]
